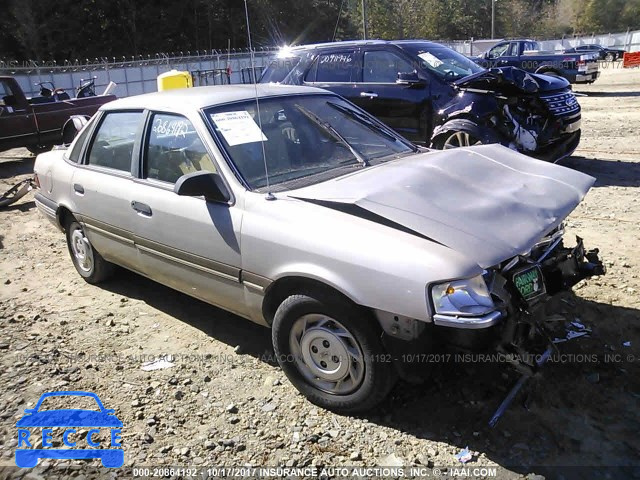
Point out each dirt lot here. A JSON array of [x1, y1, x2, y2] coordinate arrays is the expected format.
[[0, 66, 639, 480]]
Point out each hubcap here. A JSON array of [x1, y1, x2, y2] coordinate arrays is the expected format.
[[289, 314, 365, 395], [443, 131, 482, 149], [70, 228, 94, 273]]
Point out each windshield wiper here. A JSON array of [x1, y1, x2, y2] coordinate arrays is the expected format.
[[294, 105, 368, 166], [327, 101, 415, 150]]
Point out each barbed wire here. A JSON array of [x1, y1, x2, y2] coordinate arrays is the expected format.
[[0, 48, 279, 74]]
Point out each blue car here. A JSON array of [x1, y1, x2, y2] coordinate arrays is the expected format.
[[15, 391, 123, 468]]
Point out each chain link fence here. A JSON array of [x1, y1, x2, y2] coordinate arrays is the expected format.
[[1, 29, 638, 99], [0, 49, 276, 99]]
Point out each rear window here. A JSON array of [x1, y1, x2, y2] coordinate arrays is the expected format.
[[308, 52, 357, 83], [87, 111, 143, 172]]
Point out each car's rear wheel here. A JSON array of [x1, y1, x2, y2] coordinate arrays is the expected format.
[[65, 219, 115, 283], [272, 292, 396, 413], [605, 53, 614, 62]]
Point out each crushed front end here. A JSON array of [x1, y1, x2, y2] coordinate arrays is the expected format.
[[428, 226, 605, 425], [438, 67, 583, 162], [433, 225, 605, 360]]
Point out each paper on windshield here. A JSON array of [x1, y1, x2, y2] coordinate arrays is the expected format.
[[210, 111, 267, 146], [418, 52, 443, 68]]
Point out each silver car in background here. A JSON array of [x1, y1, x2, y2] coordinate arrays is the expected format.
[[33, 85, 604, 412]]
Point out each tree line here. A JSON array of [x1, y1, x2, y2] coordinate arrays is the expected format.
[[1, 0, 638, 62]]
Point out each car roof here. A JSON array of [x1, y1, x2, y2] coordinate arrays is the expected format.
[[101, 84, 330, 113], [286, 39, 445, 52]]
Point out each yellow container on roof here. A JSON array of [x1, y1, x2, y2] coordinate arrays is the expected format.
[[157, 70, 193, 91]]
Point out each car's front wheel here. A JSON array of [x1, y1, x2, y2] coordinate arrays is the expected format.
[[65, 219, 115, 283], [272, 292, 396, 413], [434, 130, 483, 149]]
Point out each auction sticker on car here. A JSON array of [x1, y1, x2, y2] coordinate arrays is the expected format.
[[210, 111, 267, 146], [512, 265, 545, 300]]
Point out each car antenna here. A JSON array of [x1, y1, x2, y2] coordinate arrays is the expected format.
[[243, 0, 275, 201]]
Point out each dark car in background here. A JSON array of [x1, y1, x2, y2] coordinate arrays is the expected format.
[[260, 40, 582, 162], [563, 44, 626, 61], [474, 39, 600, 84]]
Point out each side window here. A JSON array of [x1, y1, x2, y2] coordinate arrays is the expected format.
[[87, 111, 142, 172], [508, 43, 519, 56], [362, 50, 414, 83], [312, 52, 356, 83], [488, 43, 509, 59], [0, 80, 17, 109], [145, 113, 216, 184], [67, 123, 93, 163]]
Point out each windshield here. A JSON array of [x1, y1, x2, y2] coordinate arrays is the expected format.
[[205, 95, 415, 191], [260, 55, 302, 83], [401, 44, 484, 81]]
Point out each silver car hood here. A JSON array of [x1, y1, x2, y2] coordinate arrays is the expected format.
[[289, 145, 595, 269]]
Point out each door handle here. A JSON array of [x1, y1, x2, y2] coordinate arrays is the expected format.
[[73, 183, 84, 195], [131, 200, 152, 216], [360, 91, 378, 98]]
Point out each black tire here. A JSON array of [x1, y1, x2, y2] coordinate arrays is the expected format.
[[604, 53, 614, 62], [0, 180, 31, 208], [272, 291, 396, 413], [26, 145, 53, 155], [65, 219, 115, 284]]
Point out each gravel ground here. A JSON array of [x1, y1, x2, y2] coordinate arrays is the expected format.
[[0, 66, 639, 480]]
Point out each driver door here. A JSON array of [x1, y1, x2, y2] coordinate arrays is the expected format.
[[351, 48, 428, 143], [128, 112, 247, 317]]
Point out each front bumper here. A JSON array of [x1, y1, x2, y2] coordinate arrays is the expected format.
[[433, 310, 502, 329], [434, 236, 605, 352], [575, 70, 600, 83], [531, 129, 581, 163]]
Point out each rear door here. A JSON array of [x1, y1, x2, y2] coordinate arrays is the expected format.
[[303, 49, 360, 103], [127, 111, 247, 317], [0, 79, 37, 149], [351, 48, 427, 141], [70, 110, 144, 273]]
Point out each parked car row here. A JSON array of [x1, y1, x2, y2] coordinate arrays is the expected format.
[[472, 39, 601, 85]]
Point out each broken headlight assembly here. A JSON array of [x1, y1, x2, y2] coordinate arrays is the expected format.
[[430, 275, 496, 317]]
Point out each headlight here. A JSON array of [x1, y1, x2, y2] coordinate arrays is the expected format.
[[431, 275, 495, 316]]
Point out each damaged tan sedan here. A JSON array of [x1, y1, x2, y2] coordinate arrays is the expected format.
[[33, 85, 604, 413]]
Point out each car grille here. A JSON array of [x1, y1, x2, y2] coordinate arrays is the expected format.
[[540, 91, 580, 117]]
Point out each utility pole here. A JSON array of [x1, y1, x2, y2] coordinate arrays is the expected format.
[[491, 0, 495, 39], [362, 0, 368, 40]]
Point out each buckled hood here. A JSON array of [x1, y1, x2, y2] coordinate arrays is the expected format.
[[454, 66, 569, 93], [289, 145, 594, 269]]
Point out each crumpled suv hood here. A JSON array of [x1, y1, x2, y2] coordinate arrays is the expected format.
[[454, 66, 569, 93], [289, 145, 594, 269]]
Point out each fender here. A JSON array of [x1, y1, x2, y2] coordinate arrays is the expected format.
[[430, 118, 504, 148]]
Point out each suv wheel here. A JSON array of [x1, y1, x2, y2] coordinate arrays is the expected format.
[[65, 219, 115, 283], [272, 292, 396, 413], [437, 130, 482, 149]]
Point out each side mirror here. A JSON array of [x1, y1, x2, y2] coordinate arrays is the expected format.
[[3, 95, 17, 107], [174, 171, 231, 203], [396, 71, 424, 85]]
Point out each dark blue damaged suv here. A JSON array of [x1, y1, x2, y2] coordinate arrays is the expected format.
[[260, 40, 582, 162]]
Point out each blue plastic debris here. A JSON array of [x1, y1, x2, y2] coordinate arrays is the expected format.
[[455, 447, 473, 464]]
